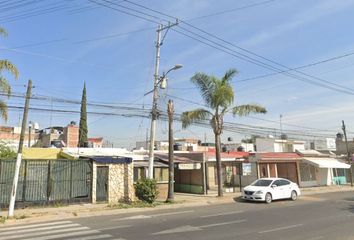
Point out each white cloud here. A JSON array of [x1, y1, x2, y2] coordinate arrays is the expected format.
[[241, 0, 354, 47]]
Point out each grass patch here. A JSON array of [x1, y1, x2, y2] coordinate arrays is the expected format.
[[0, 216, 6, 224], [108, 200, 183, 209], [109, 200, 157, 209], [14, 214, 27, 220]]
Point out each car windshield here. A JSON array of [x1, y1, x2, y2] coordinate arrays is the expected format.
[[251, 179, 273, 186]]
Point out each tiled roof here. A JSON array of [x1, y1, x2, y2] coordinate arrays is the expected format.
[[206, 150, 250, 159]]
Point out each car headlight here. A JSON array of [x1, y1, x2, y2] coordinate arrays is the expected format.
[[255, 190, 264, 194]]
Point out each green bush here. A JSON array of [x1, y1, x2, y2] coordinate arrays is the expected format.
[[134, 179, 159, 203]]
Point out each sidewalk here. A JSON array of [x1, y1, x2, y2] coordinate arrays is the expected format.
[[1, 185, 352, 225]]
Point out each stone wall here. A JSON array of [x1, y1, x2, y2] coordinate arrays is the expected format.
[[92, 162, 135, 204], [108, 163, 135, 202]]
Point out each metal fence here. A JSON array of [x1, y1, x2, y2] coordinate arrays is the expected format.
[[0, 159, 92, 208]]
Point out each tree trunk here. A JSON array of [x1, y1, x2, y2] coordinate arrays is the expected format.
[[166, 100, 174, 202], [215, 132, 223, 197]]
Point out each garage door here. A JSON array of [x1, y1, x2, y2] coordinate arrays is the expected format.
[[277, 163, 298, 184]]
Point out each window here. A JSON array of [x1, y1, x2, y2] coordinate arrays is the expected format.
[[154, 167, 168, 182], [252, 179, 272, 186], [273, 180, 282, 186], [300, 163, 316, 182], [134, 167, 146, 182], [333, 168, 345, 177], [280, 179, 290, 186]]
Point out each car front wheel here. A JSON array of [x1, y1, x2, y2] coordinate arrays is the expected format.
[[265, 193, 272, 204], [291, 190, 297, 201]]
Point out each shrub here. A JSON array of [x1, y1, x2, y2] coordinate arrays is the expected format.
[[134, 179, 159, 203]]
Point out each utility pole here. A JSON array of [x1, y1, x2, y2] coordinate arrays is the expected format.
[[8, 79, 32, 217], [342, 120, 353, 187], [148, 21, 179, 179], [203, 132, 207, 195], [166, 100, 174, 202]]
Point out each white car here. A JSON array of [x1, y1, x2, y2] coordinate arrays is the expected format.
[[242, 178, 301, 203]]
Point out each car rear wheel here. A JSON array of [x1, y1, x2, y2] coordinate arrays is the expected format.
[[291, 190, 297, 201], [265, 193, 272, 204]]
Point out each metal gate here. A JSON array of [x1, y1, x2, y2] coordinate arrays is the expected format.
[[0, 159, 92, 208], [96, 166, 108, 201]]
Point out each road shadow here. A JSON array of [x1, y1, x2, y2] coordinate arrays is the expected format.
[[233, 196, 264, 204]]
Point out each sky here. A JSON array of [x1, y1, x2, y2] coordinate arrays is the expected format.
[[1, 0, 354, 149]]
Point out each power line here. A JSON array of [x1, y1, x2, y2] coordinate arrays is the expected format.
[[237, 51, 354, 85], [116, 0, 354, 95], [4, 89, 340, 138], [185, 0, 278, 21], [88, 0, 160, 25]]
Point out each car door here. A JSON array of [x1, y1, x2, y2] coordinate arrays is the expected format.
[[280, 179, 292, 198], [271, 180, 283, 200]]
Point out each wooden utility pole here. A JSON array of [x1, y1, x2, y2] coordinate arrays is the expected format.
[[166, 100, 174, 202], [8, 79, 32, 217], [342, 120, 353, 187]]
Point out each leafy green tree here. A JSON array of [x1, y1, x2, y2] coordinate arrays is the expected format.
[[79, 82, 88, 147], [0, 141, 16, 159], [0, 27, 19, 121], [181, 69, 267, 197]]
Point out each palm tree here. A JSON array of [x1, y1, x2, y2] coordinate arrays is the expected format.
[[181, 68, 266, 197], [0, 27, 19, 121]]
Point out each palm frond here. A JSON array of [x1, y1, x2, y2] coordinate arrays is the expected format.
[[0, 27, 7, 37], [0, 100, 8, 122], [0, 60, 19, 79], [0, 77, 11, 97], [232, 104, 267, 117], [181, 108, 212, 129], [221, 68, 238, 84], [191, 73, 215, 107], [210, 75, 234, 109]]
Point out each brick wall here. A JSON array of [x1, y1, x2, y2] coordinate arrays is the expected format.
[[64, 125, 79, 148]]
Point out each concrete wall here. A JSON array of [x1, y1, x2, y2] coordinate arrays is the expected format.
[[22, 148, 62, 159], [318, 168, 329, 186], [157, 183, 168, 200], [233, 163, 258, 187], [336, 139, 354, 154], [255, 138, 275, 152]]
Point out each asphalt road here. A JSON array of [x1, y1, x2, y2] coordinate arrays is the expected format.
[[0, 191, 353, 240]]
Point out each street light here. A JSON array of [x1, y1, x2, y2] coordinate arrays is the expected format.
[[147, 64, 183, 179], [160, 64, 182, 89]]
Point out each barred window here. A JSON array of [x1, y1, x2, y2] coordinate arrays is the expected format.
[[300, 163, 316, 182]]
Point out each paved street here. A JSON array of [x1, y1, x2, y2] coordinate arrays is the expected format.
[[0, 191, 353, 240]]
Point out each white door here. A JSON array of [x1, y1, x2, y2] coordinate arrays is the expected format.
[[271, 180, 283, 200], [279, 179, 292, 198]]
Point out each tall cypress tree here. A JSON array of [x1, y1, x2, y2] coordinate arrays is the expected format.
[[79, 82, 88, 147]]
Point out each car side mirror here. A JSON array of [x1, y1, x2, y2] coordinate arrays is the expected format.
[[271, 184, 277, 188]]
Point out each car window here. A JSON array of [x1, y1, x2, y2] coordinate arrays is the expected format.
[[273, 180, 282, 186], [252, 179, 272, 186], [280, 180, 290, 186]]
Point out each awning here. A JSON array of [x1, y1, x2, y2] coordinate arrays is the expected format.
[[303, 158, 350, 169]]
